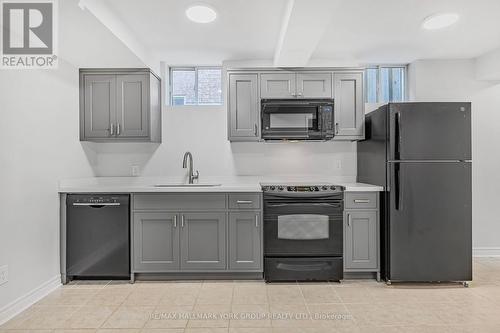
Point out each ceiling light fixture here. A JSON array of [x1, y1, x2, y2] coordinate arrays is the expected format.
[[422, 13, 459, 30], [186, 4, 217, 23]]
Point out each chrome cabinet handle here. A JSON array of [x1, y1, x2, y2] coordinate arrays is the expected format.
[[255, 214, 259, 228], [110, 123, 115, 136], [181, 215, 185, 228], [174, 215, 177, 228], [354, 199, 370, 203], [116, 123, 121, 136], [237, 200, 253, 204], [347, 213, 351, 227], [335, 123, 339, 134], [254, 124, 258, 136]]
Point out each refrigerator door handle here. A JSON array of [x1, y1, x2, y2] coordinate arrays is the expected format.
[[395, 112, 401, 160], [399, 165, 404, 211], [395, 163, 400, 210]]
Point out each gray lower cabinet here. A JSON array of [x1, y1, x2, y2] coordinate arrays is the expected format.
[[180, 212, 226, 270], [229, 212, 261, 270], [228, 73, 259, 141], [343, 191, 380, 280], [333, 72, 364, 140], [344, 210, 378, 270], [131, 193, 264, 276], [133, 212, 180, 271], [80, 68, 161, 142]]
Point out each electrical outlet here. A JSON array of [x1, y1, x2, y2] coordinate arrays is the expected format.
[[131, 165, 140, 177], [0, 265, 8, 286]]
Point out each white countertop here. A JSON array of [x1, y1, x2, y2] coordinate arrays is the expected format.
[[59, 176, 383, 193]]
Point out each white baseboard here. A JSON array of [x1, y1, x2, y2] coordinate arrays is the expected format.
[[0, 275, 61, 326], [473, 247, 500, 257]]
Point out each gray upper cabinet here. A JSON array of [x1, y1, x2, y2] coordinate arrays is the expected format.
[[83, 75, 116, 139], [116, 74, 149, 138], [227, 69, 363, 142], [344, 210, 378, 270], [80, 68, 161, 142], [180, 212, 226, 270], [260, 73, 296, 99], [333, 72, 364, 139], [229, 212, 262, 270], [296, 73, 332, 98], [228, 73, 259, 140], [133, 212, 180, 272], [260, 72, 332, 99]]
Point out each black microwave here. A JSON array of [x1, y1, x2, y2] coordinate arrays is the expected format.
[[261, 99, 334, 141]]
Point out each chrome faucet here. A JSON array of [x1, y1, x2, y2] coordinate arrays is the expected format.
[[182, 151, 199, 184]]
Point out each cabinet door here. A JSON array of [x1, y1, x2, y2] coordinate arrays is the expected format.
[[228, 74, 259, 140], [296, 73, 332, 98], [260, 73, 296, 99], [344, 211, 378, 270], [133, 212, 180, 271], [180, 212, 226, 270], [83, 75, 116, 139], [229, 212, 262, 270], [333, 73, 364, 137], [116, 74, 149, 138]]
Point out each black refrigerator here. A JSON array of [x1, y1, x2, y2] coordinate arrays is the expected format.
[[358, 102, 472, 283]]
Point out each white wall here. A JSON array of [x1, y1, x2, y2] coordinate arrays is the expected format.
[[408, 59, 500, 250], [92, 105, 357, 180], [0, 0, 144, 313]]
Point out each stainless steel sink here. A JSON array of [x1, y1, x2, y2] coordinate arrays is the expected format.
[[154, 183, 222, 188]]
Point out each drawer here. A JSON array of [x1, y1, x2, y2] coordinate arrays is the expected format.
[[344, 192, 378, 209], [133, 193, 226, 210], [228, 193, 261, 209]]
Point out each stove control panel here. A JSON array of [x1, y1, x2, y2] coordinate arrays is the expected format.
[[262, 184, 343, 194]]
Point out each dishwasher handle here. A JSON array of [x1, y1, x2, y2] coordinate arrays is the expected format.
[[72, 202, 121, 207]]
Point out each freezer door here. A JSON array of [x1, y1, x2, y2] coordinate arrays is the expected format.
[[388, 161, 472, 282], [389, 103, 471, 161]]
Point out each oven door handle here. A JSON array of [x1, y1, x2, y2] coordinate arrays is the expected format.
[[264, 192, 343, 199], [266, 203, 342, 208], [277, 262, 331, 272]]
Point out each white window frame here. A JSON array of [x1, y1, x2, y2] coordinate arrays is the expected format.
[[365, 65, 408, 103], [169, 66, 223, 106]]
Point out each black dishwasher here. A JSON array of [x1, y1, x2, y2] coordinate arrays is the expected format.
[[66, 194, 130, 279]]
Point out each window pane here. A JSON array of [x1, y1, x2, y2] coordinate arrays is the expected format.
[[365, 68, 378, 103], [197, 68, 222, 105], [390, 67, 405, 102], [171, 69, 196, 105], [380, 67, 390, 103]]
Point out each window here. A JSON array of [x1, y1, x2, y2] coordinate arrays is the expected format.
[[365, 66, 407, 103], [170, 67, 222, 106]]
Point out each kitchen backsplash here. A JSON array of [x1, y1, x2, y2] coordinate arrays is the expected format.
[[86, 105, 357, 179]]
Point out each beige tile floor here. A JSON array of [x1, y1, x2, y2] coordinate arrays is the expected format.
[[2, 258, 500, 332]]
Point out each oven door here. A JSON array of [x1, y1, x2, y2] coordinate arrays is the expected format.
[[261, 100, 322, 140], [264, 198, 343, 257]]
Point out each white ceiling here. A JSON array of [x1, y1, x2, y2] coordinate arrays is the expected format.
[[102, 0, 500, 65]]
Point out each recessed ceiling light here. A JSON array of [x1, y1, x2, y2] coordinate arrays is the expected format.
[[186, 4, 217, 23], [422, 13, 459, 30]]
